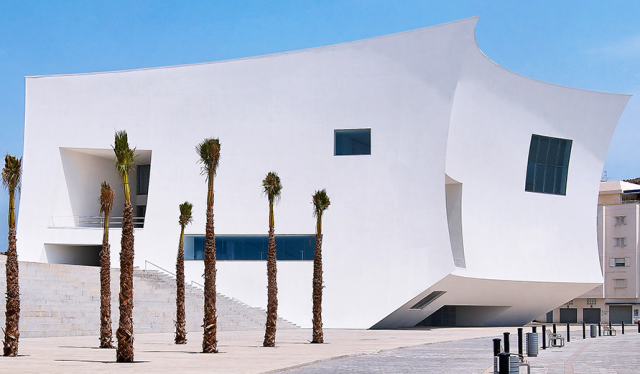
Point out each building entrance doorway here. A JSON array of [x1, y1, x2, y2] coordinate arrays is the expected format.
[[609, 305, 632, 324], [560, 308, 577, 323], [583, 308, 601, 324]]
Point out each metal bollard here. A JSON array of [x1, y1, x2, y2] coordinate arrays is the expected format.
[[622, 321, 625, 334], [542, 325, 546, 349], [493, 338, 501, 374], [517, 328, 523, 357], [567, 322, 570, 342], [583, 322, 586, 339], [553, 324, 557, 334], [609, 321, 612, 333], [498, 352, 510, 374], [598, 322, 601, 336], [503, 332, 510, 353], [493, 338, 501, 356]]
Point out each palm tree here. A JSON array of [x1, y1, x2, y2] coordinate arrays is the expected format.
[[196, 138, 221, 353], [2, 154, 21, 357], [113, 130, 137, 362], [262, 171, 282, 347], [175, 201, 193, 345], [99, 181, 114, 349], [311, 189, 330, 344]]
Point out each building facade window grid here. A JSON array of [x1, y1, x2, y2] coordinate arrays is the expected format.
[[525, 134, 572, 196]]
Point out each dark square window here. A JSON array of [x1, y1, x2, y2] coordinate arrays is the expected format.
[[334, 129, 371, 156], [525, 134, 572, 195]]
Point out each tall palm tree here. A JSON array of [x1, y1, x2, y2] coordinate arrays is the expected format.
[[99, 181, 114, 349], [311, 189, 330, 344], [175, 201, 193, 345], [262, 171, 282, 347], [196, 138, 221, 353], [2, 154, 21, 357], [113, 130, 137, 362]]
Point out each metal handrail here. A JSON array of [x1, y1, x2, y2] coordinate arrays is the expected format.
[[190, 280, 204, 290], [49, 215, 145, 228], [144, 260, 176, 278]]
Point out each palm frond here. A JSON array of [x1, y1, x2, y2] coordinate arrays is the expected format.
[[99, 181, 114, 216], [112, 130, 138, 178], [196, 138, 221, 180], [262, 171, 283, 204], [312, 189, 330, 217], [179, 201, 194, 227], [2, 154, 22, 193]]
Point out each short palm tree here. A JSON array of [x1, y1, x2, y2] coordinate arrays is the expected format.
[[311, 189, 330, 344], [113, 130, 137, 362], [262, 171, 282, 347], [175, 201, 193, 345], [99, 181, 114, 349], [2, 154, 21, 357], [196, 138, 221, 353]]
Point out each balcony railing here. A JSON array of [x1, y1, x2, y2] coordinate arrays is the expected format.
[[48, 215, 145, 229]]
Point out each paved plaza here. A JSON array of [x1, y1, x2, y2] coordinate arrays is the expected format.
[[0, 326, 639, 373]]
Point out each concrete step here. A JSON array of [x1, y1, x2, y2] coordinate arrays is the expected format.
[[0, 256, 298, 337]]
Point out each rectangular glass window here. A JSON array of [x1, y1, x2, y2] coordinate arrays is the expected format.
[[615, 216, 627, 226], [525, 134, 572, 195], [184, 234, 317, 261], [614, 279, 627, 288], [137, 164, 150, 195], [335, 129, 371, 156], [614, 238, 627, 247]]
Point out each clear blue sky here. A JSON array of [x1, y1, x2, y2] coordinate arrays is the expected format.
[[1, 1, 639, 244]]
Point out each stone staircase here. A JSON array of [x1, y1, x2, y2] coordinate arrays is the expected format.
[[0, 256, 298, 338]]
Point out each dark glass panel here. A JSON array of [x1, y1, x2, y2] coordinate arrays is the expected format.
[[559, 166, 568, 195], [544, 166, 556, 194], [528, 135, 540, 163], [548, 138, 560, 166], [186, 234, 316, 261], [335, 129, 371, 156], [525, 162, 535, 191], [137, 164, 150, 195], [554, 167, 563, 194], [561, 139, 572, 167], [535, 164, 546, 192], [536, 137, 550, 164]]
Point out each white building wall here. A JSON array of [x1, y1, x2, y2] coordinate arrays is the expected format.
[[17, 17, 631, 328]]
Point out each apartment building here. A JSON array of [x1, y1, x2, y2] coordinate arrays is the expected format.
[[545, 181, 640, 325]]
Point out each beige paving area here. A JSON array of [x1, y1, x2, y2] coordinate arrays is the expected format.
[[0, 327, 511, 373]]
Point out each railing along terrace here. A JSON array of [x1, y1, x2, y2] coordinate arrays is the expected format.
[[48, 215, 145, 228]]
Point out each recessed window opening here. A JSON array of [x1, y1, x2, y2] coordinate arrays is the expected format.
[[183, 234, 317, 261], [614, 238, 627, 247], [615, 216, 627, 226], [525, 134, 572, 195], [409, 291, 446, 310], [334, 129, 371, 156], [614, 279, 627, 288], [137, 164, 150, 195], [610, 257, 630, 267]]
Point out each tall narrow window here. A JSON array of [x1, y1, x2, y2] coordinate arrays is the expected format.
[[137, 164, 150, 195], [525, 134, 572, 195], [334, 129, 371, 156]]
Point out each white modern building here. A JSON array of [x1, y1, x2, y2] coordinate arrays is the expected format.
[[17, 17, 631, 329], [547, 181, 640, 325]]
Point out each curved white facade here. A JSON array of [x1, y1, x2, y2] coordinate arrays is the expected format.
[[18, 17, 630, 328]]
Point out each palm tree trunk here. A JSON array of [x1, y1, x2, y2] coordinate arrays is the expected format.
[[311, 214, 323, 344], [99, 213, 114, 348], [3, 224, 20, 357], [263, 202, 278, 347], [175, 225, 187, 344], [116, 201, 135, 362], [202, 175, 218, 353]]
